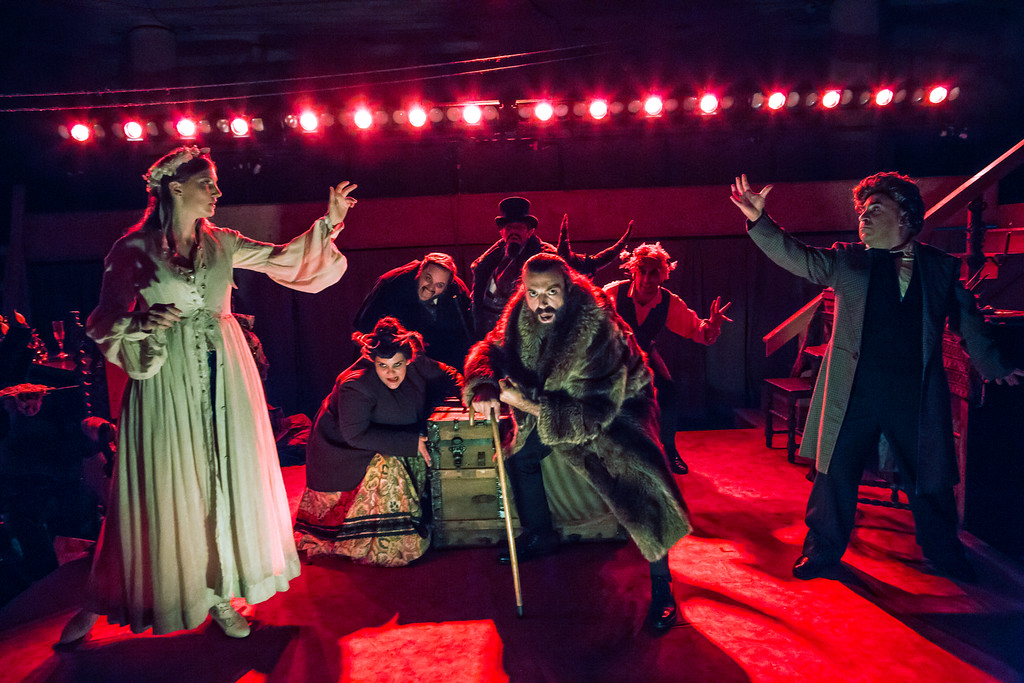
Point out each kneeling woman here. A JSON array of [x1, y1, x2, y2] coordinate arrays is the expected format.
[[295, 317, 460, 566]]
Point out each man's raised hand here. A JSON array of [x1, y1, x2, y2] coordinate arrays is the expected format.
[[730, 174, 772, 222]]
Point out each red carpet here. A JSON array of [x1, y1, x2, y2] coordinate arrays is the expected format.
[[1, 428, 1022, 682]]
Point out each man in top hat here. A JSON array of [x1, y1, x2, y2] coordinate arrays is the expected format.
[[470, 197, 556, 337]]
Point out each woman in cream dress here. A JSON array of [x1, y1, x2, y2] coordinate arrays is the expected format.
[[60, 147, 356, 640]]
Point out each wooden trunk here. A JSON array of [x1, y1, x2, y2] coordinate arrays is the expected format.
[[426, 403, 624, 548]]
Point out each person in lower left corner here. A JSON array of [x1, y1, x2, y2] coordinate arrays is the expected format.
[[464, 253, 690, 634], [295, 317, 461, 567], [1, 384, 101, 586]]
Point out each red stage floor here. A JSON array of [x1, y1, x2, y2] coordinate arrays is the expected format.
[[1, 428, 1022, 682]]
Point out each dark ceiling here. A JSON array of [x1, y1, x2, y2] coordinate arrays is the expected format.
[[2, 0, 1023, 213]]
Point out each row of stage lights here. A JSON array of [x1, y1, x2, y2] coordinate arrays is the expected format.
[[60, 85, 958, 143]]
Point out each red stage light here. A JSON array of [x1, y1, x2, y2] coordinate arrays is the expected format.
[[928, 86, 949, 104], [298, 111, 319, 132], [874, 88, 894, 106], [462, 104, 482, 125], [767, 92, 787, 110], [698, 93, 719, 115], [123, 121, 144, 141], [534, 101, 554, 121], [229, 117, 250, 137], [588, 99, 609, 120], [70, 123, 90, 142], [408, 106, 427, 128], [176, 118, 197, 138], [643, 96, 663, 116], [821, 89, 842, 109], [353, 108, 373, 130]]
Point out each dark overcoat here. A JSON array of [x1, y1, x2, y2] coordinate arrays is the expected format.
[[353, 259, 473, 369], [306, 355, 460, 492], [463, 272, 690, 561], [749, 214, 1012, 493]]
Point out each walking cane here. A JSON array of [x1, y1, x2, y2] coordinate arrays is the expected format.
[[489, 405, 524, 617]]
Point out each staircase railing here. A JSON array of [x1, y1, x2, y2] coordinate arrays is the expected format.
[[920, 136, 1024, 234]]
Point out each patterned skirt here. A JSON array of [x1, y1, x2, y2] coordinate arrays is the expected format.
[[294, 454, 429, 567]]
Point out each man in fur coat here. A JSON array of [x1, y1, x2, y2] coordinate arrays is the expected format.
[[731, 172, 1023, 582], [463, 252, 690, 633]]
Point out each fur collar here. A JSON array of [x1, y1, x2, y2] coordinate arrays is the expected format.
[[496, 274, 614, 392]]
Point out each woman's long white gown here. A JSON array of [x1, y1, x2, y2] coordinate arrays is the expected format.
[[86, 217, 346, 634]]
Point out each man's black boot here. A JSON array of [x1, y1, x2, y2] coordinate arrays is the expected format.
[[668, 450, 689, 475], [646, 575, 677, 633], [497, 529, 560, 565], [792, 554, 838, 580]]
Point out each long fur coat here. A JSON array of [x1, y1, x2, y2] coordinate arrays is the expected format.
[[463, 271, 690, 561]]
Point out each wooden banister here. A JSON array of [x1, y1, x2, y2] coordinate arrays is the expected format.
[[763, 292, 824, 357], [920, 136, 1024, 239]]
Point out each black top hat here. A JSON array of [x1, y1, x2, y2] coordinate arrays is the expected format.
[[495, 196, 538, 230]]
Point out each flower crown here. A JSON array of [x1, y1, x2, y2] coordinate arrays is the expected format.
[[143, 146, 210, 191]]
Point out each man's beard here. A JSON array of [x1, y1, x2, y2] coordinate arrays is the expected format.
[[505, 240, 523, 258], [532, 306, 559, 326]]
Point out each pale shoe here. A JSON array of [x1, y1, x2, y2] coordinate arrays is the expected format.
[[58, 610, 99, 644], [209, 602, 251, 638]]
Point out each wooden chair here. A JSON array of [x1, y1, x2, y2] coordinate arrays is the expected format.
[[762, 291, 833, 464], [762, 377, 814, 463]]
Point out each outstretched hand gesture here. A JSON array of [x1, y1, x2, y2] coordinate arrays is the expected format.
[[730, 174, 773, 222], [327, 181, 358, 228], [708, 296, 734, 330]]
